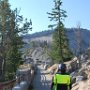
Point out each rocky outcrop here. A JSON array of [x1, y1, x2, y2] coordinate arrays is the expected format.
[[71, 60, 90, 90]]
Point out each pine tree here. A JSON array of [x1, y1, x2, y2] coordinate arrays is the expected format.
[[47, 0, 73, 63], [0, 0, 32, 81], [0, 0, 11, 80]]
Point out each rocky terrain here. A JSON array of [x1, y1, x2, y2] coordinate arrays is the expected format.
[[22, 28, 90, 90], [24, 45, 90, 90]]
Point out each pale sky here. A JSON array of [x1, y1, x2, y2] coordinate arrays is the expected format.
[[9, 0, 90, 34]]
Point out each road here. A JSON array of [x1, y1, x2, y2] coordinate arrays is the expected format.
[[32, 65, 53, 90]]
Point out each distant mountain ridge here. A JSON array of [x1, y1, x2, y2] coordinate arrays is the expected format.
[[22, 30, 54, 39], [23, 28, 90, 39], [22, 28, 90, 55]]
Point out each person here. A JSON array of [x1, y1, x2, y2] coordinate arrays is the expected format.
[[51, 63, 72, 90]]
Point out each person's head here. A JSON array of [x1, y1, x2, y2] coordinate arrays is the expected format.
[[58, 63, 66, 73]]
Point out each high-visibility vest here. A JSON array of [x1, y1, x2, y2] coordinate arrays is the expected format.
[[53, 74, 71, 90]]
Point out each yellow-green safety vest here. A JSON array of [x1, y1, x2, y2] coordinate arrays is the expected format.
[[53, 74, 71, 90]]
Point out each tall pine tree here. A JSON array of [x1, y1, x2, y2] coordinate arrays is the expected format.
[[0, 0, 32, 81], [47, 0, 73, 63]]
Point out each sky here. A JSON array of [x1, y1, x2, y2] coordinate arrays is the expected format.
[[9, 0, 90, 34]]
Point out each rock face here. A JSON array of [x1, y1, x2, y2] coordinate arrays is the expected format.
[[71, 59, 90, 90], [28, 47, 52, 66], [46, 64, 59, 74], [72, 80, 90, 90]]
